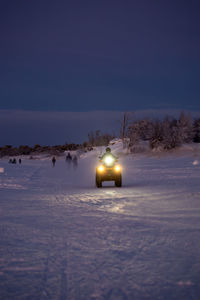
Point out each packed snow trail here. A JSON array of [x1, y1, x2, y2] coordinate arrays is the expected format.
[[0, 150, 200, 299]]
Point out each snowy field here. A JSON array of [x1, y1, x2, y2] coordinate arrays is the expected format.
[[0, 144, 200, 300]]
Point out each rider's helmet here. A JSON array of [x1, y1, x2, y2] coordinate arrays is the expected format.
[[106, 147, 111, 153]]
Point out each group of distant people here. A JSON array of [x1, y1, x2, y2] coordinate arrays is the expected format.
[[8, 153, 78, 168], [9, 158, 21, 164], [51, 152, 78, 168]]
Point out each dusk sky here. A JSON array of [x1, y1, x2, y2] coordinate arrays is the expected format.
[[0, 0, 200, 145]]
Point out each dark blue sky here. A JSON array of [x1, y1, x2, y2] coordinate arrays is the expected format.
[[0, 0, 200, 111]]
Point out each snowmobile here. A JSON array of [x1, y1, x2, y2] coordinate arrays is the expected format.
[[96, 154, 122, 188]]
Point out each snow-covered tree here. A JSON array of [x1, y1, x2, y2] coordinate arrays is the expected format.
[[125, 112, 195, 151]]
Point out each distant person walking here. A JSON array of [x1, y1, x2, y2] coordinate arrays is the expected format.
[[19, 158, 22, 164], [52, 156, 56, 167], [66, 152, 72, 163]]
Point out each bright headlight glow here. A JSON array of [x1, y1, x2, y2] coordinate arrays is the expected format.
[[104, 156, 114, 166], [98, 165, 105, 172], [115, 165, 121, 172]]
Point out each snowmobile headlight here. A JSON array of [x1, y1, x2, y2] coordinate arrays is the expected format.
[[104, 155, 114, 166], [114, 165, 121, 172], [98, 165, 105, 172]]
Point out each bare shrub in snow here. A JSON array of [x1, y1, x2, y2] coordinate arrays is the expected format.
[[149, 120, 164, 149], [177, 112, 193, 144], [193, 118, 200, 143], [119, 112, 133, 148], [161, 117, 181, 149], [88, 130, 114, 147], [128, 119, 152, 150], [18, 145, 32, 155]]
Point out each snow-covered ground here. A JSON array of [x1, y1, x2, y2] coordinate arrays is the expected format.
[[0, 143, 200, 299]]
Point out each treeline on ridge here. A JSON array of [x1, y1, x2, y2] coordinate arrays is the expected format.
[[0, 143, 80, 157], [1, 112, 200, 157], [0, 130, 114, 157], [126, 112, 200, 151]]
